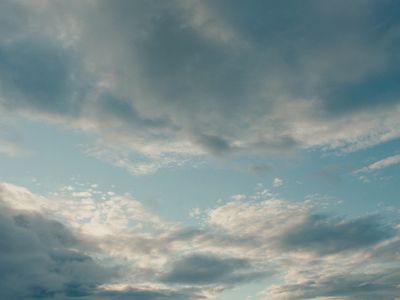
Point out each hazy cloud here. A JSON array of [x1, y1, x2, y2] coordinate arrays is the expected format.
[[1, 0, 400, 172], [272, 178, 283, 188]]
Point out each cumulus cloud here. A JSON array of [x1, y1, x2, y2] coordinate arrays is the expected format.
[[0, 195, 115, 299], [0, 182, 400, 299], [1, 0, 400, 172], [206, 198, 396, 258], [1, 2, 399, 299], [0, 182, 205, 299], [203, 195, 400, 299]]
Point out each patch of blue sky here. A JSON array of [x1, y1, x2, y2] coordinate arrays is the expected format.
[[2, 117, 399, 227]]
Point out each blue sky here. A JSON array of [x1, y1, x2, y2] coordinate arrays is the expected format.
[[0, 1, 399, 299]]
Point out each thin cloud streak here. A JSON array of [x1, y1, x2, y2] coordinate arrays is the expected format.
[[354, 154, 400, 174]]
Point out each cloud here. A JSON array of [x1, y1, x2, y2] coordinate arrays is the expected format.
[[0, 137, 28, 156], [279, 214, 394, 255], [246, 163, 271, 176], [0, 123, 29, 157], [206, 198, 396, 256], [0, 38, 85, 115], [354, 154, 400, 174], [0, 203, 115, 300], [195, 134, 232, 156], [0, 182, 399, 299], [161, 253, 266, 285], [272, 177, 283, 188], [85, 146, 198, 176], [265, 269, 400, 300], [0, 183, 202, 299], [95, 287, 199, 300], [205, 195, 400, 299], [1, 0, 400, 173]]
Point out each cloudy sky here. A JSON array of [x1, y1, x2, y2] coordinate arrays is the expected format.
[[1, 1, 400, 299]]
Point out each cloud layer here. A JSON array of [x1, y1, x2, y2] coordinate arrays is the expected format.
[[0, 182, 399, 299], [1, 2, 399, 299], [1, 0, 400, 171]]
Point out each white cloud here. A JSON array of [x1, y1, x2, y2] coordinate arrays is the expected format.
[[72, 191, 92, 198], [0, 182, 51, 212], [355, 154, 400, 174], [0, 182, 399, 299], [85, 145, 201, 175], [189, 207, 202, 219], [272, 178, 283, 188], [231, 194, 247, 201]]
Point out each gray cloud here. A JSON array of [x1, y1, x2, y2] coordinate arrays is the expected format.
[[161, 253, 266, 286], [95, 93, 171, 130], [267, 269, 400, 300], [0, 207, 114, 300], [0, 38, 86, 115], [0, 182, 399, 299], [0, 184, 205, 300], [0, 0, 399, 171], [279, 214, 395, 255], [96, 287, 199, 300], [195, 134, 232, 156]]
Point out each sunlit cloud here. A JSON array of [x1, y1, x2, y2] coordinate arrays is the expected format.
[[1, 182, 398, 299], [0, 1, 399, 299], [354, 154, 400, 174]]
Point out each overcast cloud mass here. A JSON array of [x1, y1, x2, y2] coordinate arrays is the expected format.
[[0, 0, 399, 299]]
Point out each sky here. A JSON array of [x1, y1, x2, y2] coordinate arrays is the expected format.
[[0, 1, 400, 299]]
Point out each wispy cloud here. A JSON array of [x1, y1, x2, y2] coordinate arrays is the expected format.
[[0, 123, 30, 157], [85, 146, 200, 176], [354, 154, 400, 174], [0, 138, 29, 156]]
